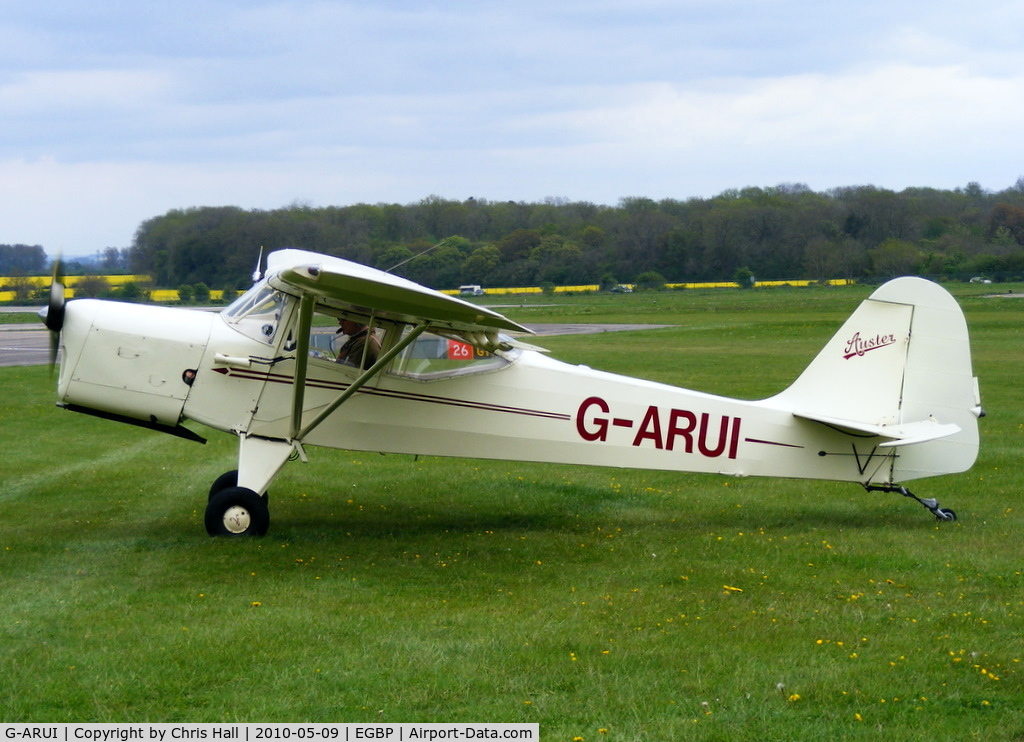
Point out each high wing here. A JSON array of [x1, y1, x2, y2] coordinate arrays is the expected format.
[[266, 248, 531, 338], [260, 248, 535, 446]]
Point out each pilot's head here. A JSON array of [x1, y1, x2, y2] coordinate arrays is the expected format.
[[339, 319, 364, 336]]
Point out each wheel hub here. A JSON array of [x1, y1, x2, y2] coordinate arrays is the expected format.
[[222, 505, 252, 534]]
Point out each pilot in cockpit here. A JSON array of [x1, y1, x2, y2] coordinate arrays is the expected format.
[[334, 319, 381, 368]]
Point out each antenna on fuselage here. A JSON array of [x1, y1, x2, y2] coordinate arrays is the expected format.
[[252, 246, 265, 283], [385, 237, 451, 273]]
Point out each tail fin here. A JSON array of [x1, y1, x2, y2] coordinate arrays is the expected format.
[[771, 277, 982, 482]]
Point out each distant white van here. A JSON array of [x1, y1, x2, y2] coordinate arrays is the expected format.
[[459, 285, 485, 296]]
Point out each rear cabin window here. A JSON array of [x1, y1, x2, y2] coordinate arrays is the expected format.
[[388, 329, 514, 380]]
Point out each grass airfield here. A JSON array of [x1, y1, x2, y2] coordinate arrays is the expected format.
[[1, 283, 1023, 740]]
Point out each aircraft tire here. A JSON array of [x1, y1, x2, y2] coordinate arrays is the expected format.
[[208, 470, 270, 505], [208, 470, 239, 500], [205, 487, 270, 537]]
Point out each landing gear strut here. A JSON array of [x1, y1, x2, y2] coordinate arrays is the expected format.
[[866, 484, 957, 522], [203, 437, 294, 537]]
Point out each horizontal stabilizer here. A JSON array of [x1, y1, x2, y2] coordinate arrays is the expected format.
[[793, 411, 960, 447]]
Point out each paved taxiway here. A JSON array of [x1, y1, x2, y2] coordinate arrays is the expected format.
[[0, 327, 55, 367]]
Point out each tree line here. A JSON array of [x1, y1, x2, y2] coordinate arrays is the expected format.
[[22, 180, 1024, 293], [0, 244, 47, 275]]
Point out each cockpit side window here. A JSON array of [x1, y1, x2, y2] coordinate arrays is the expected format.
[[388, 329, 515, 380], [305, 310, 386, 372], [221, 284, 289, 345]]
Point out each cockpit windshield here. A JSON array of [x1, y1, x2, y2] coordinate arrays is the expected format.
[[221, 283, 289, 345]]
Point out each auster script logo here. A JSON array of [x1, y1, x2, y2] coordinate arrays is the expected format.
[[843, 331, 897, 359]]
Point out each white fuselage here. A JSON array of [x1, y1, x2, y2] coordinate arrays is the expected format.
[[218, 347, 872, 482], [55, 275, 979, 493]]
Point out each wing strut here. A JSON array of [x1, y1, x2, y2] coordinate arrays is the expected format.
[[294, 322, 429, 442], [290, 293, 316, 439]]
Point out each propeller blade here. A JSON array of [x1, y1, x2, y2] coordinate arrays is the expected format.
[[48, 324, 60, 374], [44, 278, 66, 332], [41, 255, 66, 373]]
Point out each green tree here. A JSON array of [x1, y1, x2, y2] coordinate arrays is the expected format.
[[869, 239, 922, 277], [733, 267, 755, 288], [375, 245, 416, 273], [462, 245, 502, 284], [803, 239, 843, 283], [0, 244, 47, 274], [118, 281, 143, 301], [75, 275, 110, 298], [580, 225, 606, 250], [5, 275, 35, 302], [122, 182, 1024, 290], [634, 271, 667, 290], [988, 203, 1024, 245], [496, 229, 541, 261]]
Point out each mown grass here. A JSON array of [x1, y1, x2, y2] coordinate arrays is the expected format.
[[0, 313, 41, 325], [1, 284, 1023, 739]]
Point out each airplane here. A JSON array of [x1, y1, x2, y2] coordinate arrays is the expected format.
[[40, 248, 984, 536]]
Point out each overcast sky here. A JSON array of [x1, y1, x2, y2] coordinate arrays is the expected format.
[[2, 0, 1023, 256]]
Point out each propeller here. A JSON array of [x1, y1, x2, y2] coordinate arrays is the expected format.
[[38, 255, 66, 373]]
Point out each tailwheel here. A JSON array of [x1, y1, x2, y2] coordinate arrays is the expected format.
[[865, 484, 959, 523], [205, 486, 270, 537]]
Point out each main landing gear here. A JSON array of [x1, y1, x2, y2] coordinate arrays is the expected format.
[[865, 484, 957, 522], [204, 437, 296, 536], [205, 469, 270, 537]]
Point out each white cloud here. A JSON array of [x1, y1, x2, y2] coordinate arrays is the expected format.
[[2, 0, 1024, 254], [521, 63, 1024, 167]]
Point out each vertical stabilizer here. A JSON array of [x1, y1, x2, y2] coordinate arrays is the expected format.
[[769, 277, 981, 481]]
